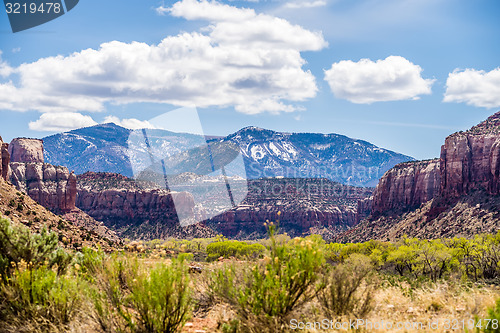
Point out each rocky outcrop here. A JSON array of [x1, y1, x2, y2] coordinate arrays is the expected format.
[[0, 136, 9, 181], [0, 178, 119, 251], [75, 187, 214, 239], [10, 162, 77, 213], [371, 159, 440, 217], [7, 137, 77, 213], [370, 114, 500, 219], [76, 189, 196, 226], [341, 111, 500, 242], [356, 197, 372, 224], [205, 178, 373, 238], [207, 205, 358, 238], [440, 112, 500, 197], [8, 138, 44, 163]]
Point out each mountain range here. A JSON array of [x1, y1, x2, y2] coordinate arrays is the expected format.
[[43, 123, 413, 187]]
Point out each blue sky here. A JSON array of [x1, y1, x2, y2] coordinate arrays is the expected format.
[[0, 0, 499, 160]]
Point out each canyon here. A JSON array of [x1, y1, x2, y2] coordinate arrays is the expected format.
[[341, 111, 500, 242], [4, 111, 500, 242]]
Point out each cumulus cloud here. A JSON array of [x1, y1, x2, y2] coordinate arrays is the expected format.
[[0, 0, 326, 115], [324, 56, 434, 104], [443, 67, 500, 108], [285, 1, 327, 9], [103, 116, 157, 129], [29, 113, 98, 132]]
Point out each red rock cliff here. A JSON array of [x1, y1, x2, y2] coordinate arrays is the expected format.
[[0, 136, 9, 181], [10, 162, 77, 213], [205, 178, 372, 238], [76, 189, 197, 226], [8, 138, 44, 163], [7, 137, 76, 213], [371, 159, 441, 216], [371, 111, 500, 218], [440, 112, 500, 197]]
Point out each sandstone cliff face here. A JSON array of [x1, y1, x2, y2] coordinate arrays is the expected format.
[[76, 189, 196, 226], [0, 136, 9, 181], [371, 159, 441, 217], [440, 115, 500, 198], [8, 137, 77, 213], [10, 162, 77, 213], [205, 178, 372, 238], [207, 205, 358, 238], [342, 111, 500, 242], [75, 188, 215, 239], [8, 138, 44, 163]]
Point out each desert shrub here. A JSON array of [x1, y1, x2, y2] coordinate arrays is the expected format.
[[90, 255, 138, 332], [0, 265, 81, 331], [0, 216, 80, 331], [0, 215, 72, 279], [206, 240, 265, 261], [318, 253, 378, 318], [91, 254, 192, 333], [211, 225, 325, 332], [128, 259, 191, 332], [74, 247, 106, 282]]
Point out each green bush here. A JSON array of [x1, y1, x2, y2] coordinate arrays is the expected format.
[[0, 265, 81, 330], [211, 225, 325, 332], [0, 216, 80, 331], [386, 238, 455, 281], [74, 247, 106, 282], [129, 259, 192, 332], [206, 240, 265, 261], [91, 255, 192, 333], [0, 216, 72, 279], [318, 253, 378, 318]]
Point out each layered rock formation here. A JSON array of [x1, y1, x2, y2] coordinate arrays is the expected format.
[[342, 111, 500, 242], [371, 112, 500, 218], [10, 162, 77, 213], [75, 172, 213, 239], [440, 113, 500, 197], [0, 135, 119, 247], [76, 188, 195, 226], [205, 178, 373, 238], [371, 159, 440, 217], [74, 173, 372, 239], [8, 138, 44, 163], [0, 136, 9, 181], [76, 188, 215, 239], [7, 138, 77, 213], [0, 175, 118, 251]]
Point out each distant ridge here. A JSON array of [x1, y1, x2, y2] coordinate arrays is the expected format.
[[43, 123, 414, 187]]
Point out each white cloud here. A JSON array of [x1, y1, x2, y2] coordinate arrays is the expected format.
[[285, 1, 327, 9], [0, 0, 326, 115], [29, 113, 98, 132], [443, 67, 500, 108], [103, 116, 157, 129], [163, 0, 255, 21], [324, 56, 434, 104], [0, 52, 14, 77]]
